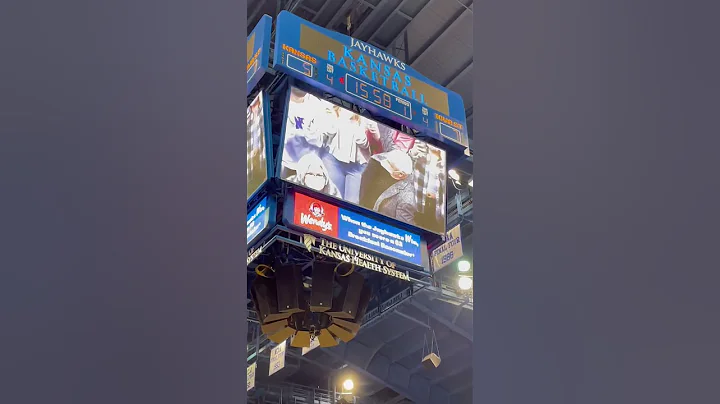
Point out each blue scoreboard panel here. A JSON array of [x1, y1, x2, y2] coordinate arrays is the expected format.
[[272, 11, 468, 148], [247, 15, 272, 96]]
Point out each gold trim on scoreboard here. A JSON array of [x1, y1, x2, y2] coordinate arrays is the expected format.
[[247, 32, 255, 62]]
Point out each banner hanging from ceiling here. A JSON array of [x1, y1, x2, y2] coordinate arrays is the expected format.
[[430, 223, 463, 272], [301, 336, 320, 355], [268, 341, 287, 376], [246, 362, 256, 391], [273, 11, 468, 148]]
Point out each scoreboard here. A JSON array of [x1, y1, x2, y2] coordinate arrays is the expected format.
[[273, 11, 468, 148], [247, 15, 272, 96]]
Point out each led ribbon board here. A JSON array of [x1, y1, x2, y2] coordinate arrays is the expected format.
[[247, 196, 271, 245], [247, 15, 272, 95], [289, 192, 424, 267], [273, 11, 469, 148]]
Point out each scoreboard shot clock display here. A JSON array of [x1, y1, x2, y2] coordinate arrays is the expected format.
[[273, 11, 469, 148]]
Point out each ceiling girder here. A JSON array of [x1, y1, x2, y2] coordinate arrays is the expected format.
[[322, 342, 427, 403], [410, 2, 472, 66], [351, 0, 390, 41], [311, 0, 333, 23], [444, 60, 473, 88], [325, 0, 355, 31], [248, 0, 267, 27], [382, 0, 439, 56], [366, 0, 414, 45], [384, 394, 409, 404], [410, 300, 473, 342]]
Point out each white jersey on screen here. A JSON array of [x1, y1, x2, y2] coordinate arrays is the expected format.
[[285, 93, 324, 146]]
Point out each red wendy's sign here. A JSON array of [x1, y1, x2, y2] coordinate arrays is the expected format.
[[293, 193, 339, 238]]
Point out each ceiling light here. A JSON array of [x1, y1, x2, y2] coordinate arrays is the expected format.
[[448, 169, 460, 182], [458, 259, 471, 273], [342, 378, 354, 391], [468, 178, 473, 188], [458, 276, 472, 291]]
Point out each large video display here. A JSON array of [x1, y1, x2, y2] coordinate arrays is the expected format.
[[280, 86, 447, 234], [247, 92, 268, 200]]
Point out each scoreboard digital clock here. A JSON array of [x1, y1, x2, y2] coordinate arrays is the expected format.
[[345, 74, 413, 121], [272, 11, 468, 148]]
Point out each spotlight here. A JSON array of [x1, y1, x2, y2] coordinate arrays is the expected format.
[[458, 259, 471, 273], [342, 378, 354, 391], [448, 169, 460, 182], [458, 276, 472, 291]]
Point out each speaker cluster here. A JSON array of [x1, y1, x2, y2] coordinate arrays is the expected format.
[[250, 261, 371, 348]]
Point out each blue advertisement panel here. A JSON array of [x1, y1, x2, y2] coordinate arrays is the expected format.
[[273, 11, 468, 148], [247, 196, 271, 245], [247, 15, 272, 95], [290, 192, 424, 267]]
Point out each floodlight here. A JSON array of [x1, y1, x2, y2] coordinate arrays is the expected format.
[[458, 259, 471, 273], [458, 276, 472, 291]]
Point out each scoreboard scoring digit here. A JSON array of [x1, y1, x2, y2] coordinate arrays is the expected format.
[[285, 54, 315, 78]]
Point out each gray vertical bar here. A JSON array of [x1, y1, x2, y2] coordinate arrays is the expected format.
[[0, 0, 248, 403], [403, 30, 410, 62], [473, 1, 720, 404]]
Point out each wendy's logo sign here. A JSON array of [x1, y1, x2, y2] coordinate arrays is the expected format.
[[294, 193, 338, 236], [309, 202, 324, 218], [300, 204, 332, 232]]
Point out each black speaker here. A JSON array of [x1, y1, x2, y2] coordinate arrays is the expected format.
[[268, 326, 295, 344], [331, 284, 370, 333], [353, 283, 372, 323], [310, 262, 334, 312], [327, 272, 365, 319], [251, 276, 290, 324], [261, 318, 289, 335], [291, 331, 311, 348], [327, 323, 356, 343], [275, 264, 304, 314], [317, 328, 339, 347], [331, 317, 360, 333]]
